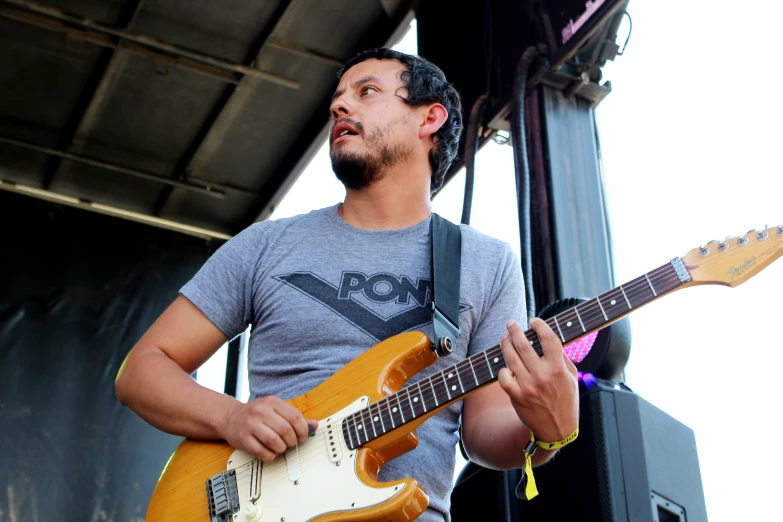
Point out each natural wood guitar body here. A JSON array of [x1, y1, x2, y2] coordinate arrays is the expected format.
[[147, 331, 454, 522]]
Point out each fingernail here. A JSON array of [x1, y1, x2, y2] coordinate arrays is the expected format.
[[506, 320, 515, 328], [308, 424, 316, 437], [500, 333, 509, 342]]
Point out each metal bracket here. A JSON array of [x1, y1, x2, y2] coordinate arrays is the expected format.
[[432, 305, 459, 357], [206, 469, 240, 522]]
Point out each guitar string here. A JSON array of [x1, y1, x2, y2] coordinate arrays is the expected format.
[[230, 267, 684, 480], [221, 246, 779, 484], [230, 266, 683, 479], [231, 268, 684, 482]]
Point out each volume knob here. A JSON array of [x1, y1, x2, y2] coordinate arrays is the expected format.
[[245, 503, 262, 522]]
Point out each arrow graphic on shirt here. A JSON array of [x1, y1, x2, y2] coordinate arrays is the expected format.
[[274, 272, 469, 342]]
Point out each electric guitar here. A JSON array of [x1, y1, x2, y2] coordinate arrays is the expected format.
[[146, 225, 783, 522]]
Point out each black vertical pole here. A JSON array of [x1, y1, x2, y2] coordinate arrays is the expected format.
[[223, 337, 241, 397]]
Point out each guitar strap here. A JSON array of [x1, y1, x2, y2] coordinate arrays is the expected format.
[[430, 213, 461, 350]]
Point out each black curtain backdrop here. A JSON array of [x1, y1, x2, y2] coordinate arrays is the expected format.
[[0, 191, 219, 521]]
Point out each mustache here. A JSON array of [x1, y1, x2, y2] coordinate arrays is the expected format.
[[331, 118, 364, 137]]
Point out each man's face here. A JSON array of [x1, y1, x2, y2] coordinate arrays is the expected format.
[[329, 58, 419, 189]]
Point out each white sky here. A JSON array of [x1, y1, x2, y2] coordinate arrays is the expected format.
[[201, 4, 783, 519]]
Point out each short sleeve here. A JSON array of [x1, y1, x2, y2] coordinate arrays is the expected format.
[[467, 243, 528, 355], [179, 224, 266, 340]]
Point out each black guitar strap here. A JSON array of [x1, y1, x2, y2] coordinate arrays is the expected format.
[[430, 213, 461, 352]]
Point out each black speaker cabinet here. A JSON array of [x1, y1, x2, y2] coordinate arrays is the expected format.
[[519, 379, 708, 521], [452, 380, 709, 522]]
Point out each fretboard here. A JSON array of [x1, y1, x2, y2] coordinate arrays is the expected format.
[[341, 259, 688, 449]]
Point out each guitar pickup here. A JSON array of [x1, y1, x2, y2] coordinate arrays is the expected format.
[[206, 469, 240, 522], [325, 421, 343, 463]]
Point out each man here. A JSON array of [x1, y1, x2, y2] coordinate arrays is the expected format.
[[115, 48, 578, 521]]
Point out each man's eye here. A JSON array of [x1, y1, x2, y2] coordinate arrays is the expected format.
[[361, 86, 377, 96]]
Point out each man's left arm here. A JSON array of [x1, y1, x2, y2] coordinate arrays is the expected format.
[[461, 317, 580, 470]]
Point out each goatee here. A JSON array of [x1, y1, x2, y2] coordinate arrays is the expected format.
[[331, 126, 412, 190], [331, 149, 383, 190]]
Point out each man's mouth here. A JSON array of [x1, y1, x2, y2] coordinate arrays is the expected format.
[[332, 121, 360, 144]]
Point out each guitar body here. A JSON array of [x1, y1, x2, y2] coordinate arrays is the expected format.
[[147, 331, 440, 522]]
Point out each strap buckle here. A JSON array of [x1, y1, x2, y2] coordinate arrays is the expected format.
[[432, 303, 459, 356]]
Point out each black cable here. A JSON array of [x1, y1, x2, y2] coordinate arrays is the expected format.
[[461, 94, 489, 225], [511, 46, 540, 320], [460, 0, 493, 226], [617, 11, 633, 55]]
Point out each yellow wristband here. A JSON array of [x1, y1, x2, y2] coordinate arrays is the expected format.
[[520, 427, 579, 501], [536, 427, 579, 451]]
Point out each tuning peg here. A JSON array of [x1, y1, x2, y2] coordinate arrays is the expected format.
[[718, 240, 729, 251], [698, 244, 710, 256], [737, 235, 749, 246], [757, 229, 769, 240], [778, 224, 783, 235], [747, 229, 757, 234]]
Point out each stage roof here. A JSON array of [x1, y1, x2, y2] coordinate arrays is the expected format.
[[0, 0, 413, 238]]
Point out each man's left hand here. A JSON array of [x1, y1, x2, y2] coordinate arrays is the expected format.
[[497, 318, 579, 443]]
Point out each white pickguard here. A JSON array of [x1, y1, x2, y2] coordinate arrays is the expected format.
[[226, 396, 405, 522]]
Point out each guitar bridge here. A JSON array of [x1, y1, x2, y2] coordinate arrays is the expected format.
[[206, 469, 240, 522]]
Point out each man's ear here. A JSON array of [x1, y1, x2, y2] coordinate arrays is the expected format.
[[419, 103, 448, 140]]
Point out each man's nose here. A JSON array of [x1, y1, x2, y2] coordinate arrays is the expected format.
[[330, 95, 352, 120]]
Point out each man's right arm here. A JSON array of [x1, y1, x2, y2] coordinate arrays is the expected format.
[[115, 295, 314, 462]]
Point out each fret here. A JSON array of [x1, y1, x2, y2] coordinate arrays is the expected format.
[[361, 407, 377, 440], [445, 369, 456, 391], [606, 292, 620, 311], [596, 296, 608, 321], [483, 351, 494, 378], [644, 273, 658, 296], [396, 393, 405, 423], [367, 407, 377, 438], [417, 381, 427, 413], [353, 415, 367, 440], [345, 418, 354, 448], [454, 365, 465, 394], [619, 284, 632, 308], [429, 378, 439, 407], [386, 397, 395, 428], [580, 300, 605, 330], [488, 349, 505, 376], [442, 372, 452, 400], [468, 357, 479, 386], [560, 309, 578, 340], [573, 306, 586, 332], [377, 401, 386, 433], [528, 334, 542, 356], [553, 316, 565, 343], [406, 388, 416, 419]]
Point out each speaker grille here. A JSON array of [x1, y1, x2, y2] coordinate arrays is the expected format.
[[589, 392, 614, 521]]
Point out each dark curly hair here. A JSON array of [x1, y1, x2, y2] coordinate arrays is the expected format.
[[338, 48, 463, 193]]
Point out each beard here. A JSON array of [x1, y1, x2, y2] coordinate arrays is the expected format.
[[330, 121, 412, 190]]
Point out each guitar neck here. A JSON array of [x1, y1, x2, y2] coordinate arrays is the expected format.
[[342, 258, 690, 449]]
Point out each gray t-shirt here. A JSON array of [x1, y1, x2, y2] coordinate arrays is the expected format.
[[181, 203, 526, 521]]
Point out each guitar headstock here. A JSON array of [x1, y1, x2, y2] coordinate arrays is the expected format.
[[681, 224, 783, 287]]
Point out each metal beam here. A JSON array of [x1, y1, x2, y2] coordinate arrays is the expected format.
[[0, 179, 233, 241], [0, 0, 299, 89], [0, 134, 265, 199], [151, 0, 296, 216], [267, 40, 345, 68], [38, 0, 145, 190]]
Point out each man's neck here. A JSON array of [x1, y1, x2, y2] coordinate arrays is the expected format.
[[339, 167, 432, 231]]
